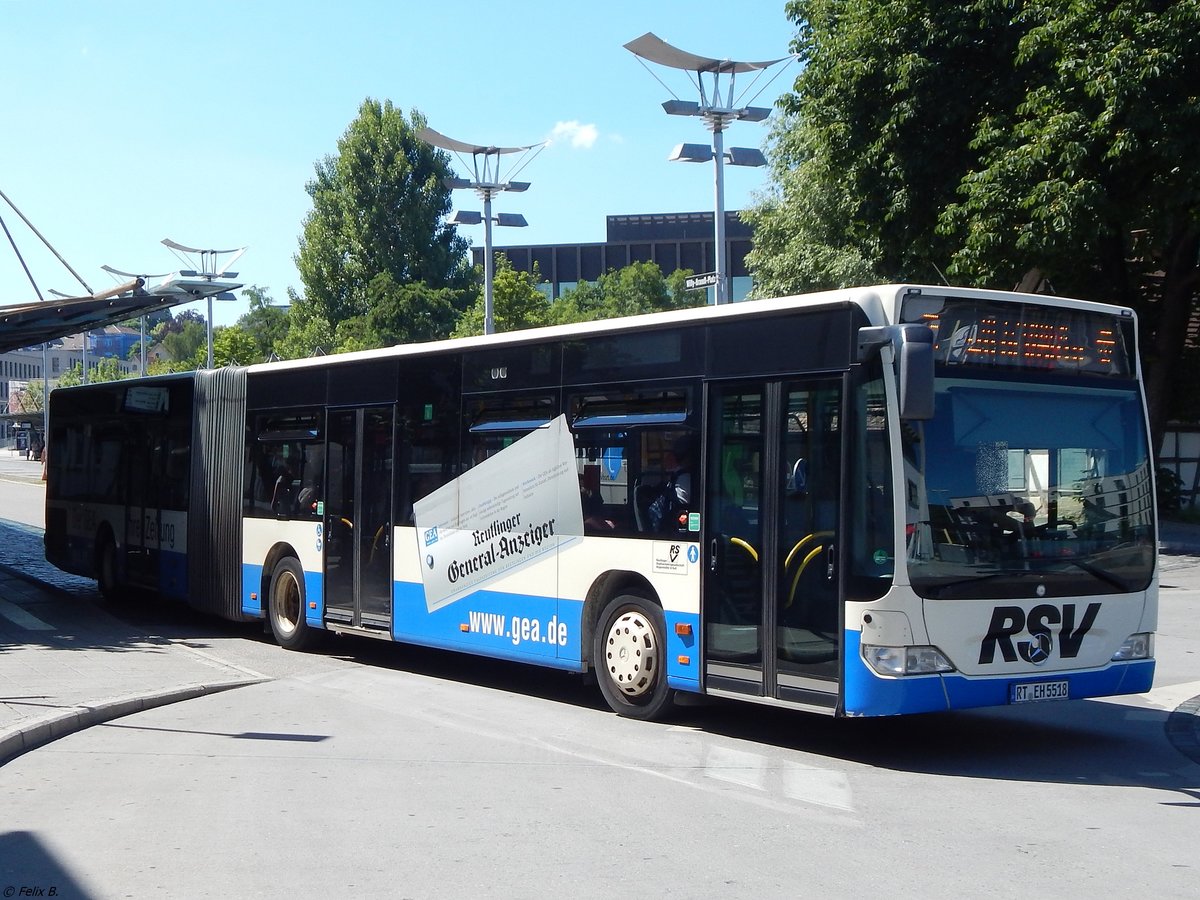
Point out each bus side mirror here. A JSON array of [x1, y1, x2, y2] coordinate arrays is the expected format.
[[857, 324, 935, 421]]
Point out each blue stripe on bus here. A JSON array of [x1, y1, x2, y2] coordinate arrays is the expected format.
[[391, 581, 585, 671], [664, 610, 701, 693], [305, 569, 324, 627], [386, 583, 701, 689], [159, 549, 188, 602], [843, 630, 1157, 716], [241, 563, 264, 617]]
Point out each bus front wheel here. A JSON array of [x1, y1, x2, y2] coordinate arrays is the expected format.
[[268, 557, 320, 651], [593, 594, 674, 720]]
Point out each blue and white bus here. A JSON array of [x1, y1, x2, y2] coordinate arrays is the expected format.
[[45, 284, 1157, 719]]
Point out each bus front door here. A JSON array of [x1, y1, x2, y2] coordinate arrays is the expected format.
[[324, 407, 395, 633], [703, 379, 843, 711]]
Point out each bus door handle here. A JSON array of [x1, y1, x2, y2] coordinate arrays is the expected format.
[[826, 542, 836, 581], [709, 538, 719, 573]]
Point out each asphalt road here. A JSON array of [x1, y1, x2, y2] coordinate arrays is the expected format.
[[1, 467, 1198, 898], [3, 642, 1199, 899]]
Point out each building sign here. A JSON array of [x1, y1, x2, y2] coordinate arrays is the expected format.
[[685, 272, 720, 291]]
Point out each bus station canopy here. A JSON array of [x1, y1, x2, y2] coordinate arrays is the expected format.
[[0, 285, 198, 355]]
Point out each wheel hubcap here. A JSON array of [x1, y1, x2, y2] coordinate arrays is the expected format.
[[604, 610, 659, 697], [274, 572, 300, 635]]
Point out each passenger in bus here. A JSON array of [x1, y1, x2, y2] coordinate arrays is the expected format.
[[648, 435, 693, 532]]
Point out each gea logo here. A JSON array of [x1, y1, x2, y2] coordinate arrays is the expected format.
[[978, 602, 1101, 665]]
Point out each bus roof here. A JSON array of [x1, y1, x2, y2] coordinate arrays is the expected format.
[[246, 283, 1136, 376]]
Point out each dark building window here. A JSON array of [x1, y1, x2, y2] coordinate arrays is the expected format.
[[474, 210, 757, 301]]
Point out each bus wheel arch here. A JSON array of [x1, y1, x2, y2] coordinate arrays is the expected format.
[[266, 551, 321, 651], [581, 570, 656, 667], [586, 575, 674, 720]]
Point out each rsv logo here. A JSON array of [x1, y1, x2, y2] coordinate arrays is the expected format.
[[978, 603, 1101, 665]]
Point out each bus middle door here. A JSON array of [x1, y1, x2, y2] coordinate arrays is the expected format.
[[703, 378, 844, 712]]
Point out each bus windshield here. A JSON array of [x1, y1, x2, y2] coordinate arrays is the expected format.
[[904, 374, 1155, 599]]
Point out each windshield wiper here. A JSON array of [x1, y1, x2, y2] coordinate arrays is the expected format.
[[927, 569, 1036, 599], [1053, 557, 1133, 593]]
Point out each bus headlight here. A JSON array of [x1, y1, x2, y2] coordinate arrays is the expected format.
[[862, 644, 955, 676], [1111, 632, 1153, 661]]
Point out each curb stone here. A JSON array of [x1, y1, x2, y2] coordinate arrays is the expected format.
[[0, 678, 267, 767]]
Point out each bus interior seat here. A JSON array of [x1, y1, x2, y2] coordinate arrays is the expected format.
[[633, 472, 666, 532]]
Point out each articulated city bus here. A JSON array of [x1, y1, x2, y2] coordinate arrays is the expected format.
[[44, 285, 1157, 718]]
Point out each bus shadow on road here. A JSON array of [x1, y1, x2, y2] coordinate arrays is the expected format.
[[675, 691, 1200, 803], [314, 623, 1200, 804]]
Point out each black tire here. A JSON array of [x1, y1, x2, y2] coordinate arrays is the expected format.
[[96, 533, 119, 600], [268, 557, 321, 651], [593, 594, 674, 720]]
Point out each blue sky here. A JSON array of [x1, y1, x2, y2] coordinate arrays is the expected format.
[[1, 0, 798, 327]]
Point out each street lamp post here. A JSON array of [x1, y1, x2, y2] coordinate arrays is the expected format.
[[626, 33, 793, 304], [418, 127, 543, 335], [159, 240, 246, 368]]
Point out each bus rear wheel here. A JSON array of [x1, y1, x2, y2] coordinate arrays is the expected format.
[[96, 533, 119, 601], [268, 557, 320, 651], [593, 594, 674, 720]]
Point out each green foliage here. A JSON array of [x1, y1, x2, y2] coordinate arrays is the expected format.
[[236, 285, 289, 359], [152, 309, 205, 342], [452, 256, 551, 337], [54, 358, 126, 388], [146, 358, 186, 376], [295, 98, 472, 328], [451, 258, 703, 337], [198, 326, 260, 368], [364, 272, 462, 345], [550, 261, 703, 324], [748, 0, 1029, 297], [274, 297, 336, 360], [161, 318, 207, 364], [941, 0, 1200, 296]]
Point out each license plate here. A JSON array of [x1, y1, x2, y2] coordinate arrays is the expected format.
[[1011, 680, 1069, 703]]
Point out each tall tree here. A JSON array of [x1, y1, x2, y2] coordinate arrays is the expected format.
[[749, 0, 1200, 445], [295, 99, 472, 327]]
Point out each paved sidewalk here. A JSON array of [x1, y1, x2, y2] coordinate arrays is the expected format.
[[0, 517, 265, 767]]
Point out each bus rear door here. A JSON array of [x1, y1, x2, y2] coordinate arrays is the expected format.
[[324, 406, 395, 633]]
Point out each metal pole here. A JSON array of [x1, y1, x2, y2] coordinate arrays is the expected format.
[[482, 192, 496, 335], [82, 331, 89, 384], [206, 294, 214, 369], [712, 122, 728, 305], [140, 316, 147, 376], [41, 343, 48, 453]]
